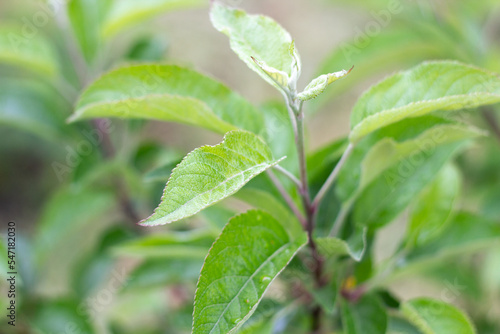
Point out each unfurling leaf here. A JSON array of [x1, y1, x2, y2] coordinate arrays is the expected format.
[[192, 210, 307, 334], [251, 56, 289, 89], [297, 66, 353, 101], [210, 3, 300, 91], [140, 131, 285, 226]]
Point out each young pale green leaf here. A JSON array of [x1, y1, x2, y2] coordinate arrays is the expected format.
[[297, 66, 353, 101], [353, 142, 464, 227], [69, 64, 264, 134], [402, 298, 476, 334], [251, 57, 289, 89], [405, 164, 461, 248], [315, 227, 367, 261], [341, 295, 387, 334], [101, 0, 205, 38], [0, 24, 58, 77], [112, 230, 215, 259], [140, 131, 284, 226], [349, 61, 500, 142], [192, 210, 307, 334], [210, 3, 299, 91]]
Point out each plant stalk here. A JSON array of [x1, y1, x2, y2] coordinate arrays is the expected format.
[[286, 94, 326, 333], [312, 143, 354, 209]]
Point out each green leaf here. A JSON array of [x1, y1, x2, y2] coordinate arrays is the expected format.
[[69, 64, 264, 134], [407, 212, 500, 263], [307, 136, 348, 185], [388, 316, 422, 334], [101, 0, 205, 38], [337, 115, 482, 205], [210, 3, 299, 91], [341, 294, 387, 334], [113, 230, 216, 259], [384, 213, 500, 285], [353, 141, 464, 227], [67, 0, 111, 62], [297, 66, 353, 101], [140, 131, 284, 226], [309, 279, 338, 314], [0, 24, 58, 77], [349, 61, 500, 142], [402, 298, 476, 334], [259, 101, 298, 173], [315, 227, 367, 261], [0, 80, 68, 141], [192, 210, 307, 334], [405, 164, 461, 248]]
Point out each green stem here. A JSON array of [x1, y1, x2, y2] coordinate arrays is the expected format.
[[285, 93, 325, 333], [273, 164, 302, 189], [312, 143, 354, 209]]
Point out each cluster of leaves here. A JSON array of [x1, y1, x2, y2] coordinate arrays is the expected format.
[[1, 0, 500, 333]]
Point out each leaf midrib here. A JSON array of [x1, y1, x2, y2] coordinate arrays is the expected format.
[[146, 159, 281, 225], [197, 241, 292, 334]]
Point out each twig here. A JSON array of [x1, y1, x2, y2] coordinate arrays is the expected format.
[[266, 170, 306, 227], [273, 165, 302, 189], [329, 204, 350, 237], [312, 143, 354, 209]]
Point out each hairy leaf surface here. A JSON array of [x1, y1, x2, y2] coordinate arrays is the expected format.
[[210, 3, 299, 90], [140, 131, 284, 226]]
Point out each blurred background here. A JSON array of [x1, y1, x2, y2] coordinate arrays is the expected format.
[[0, 0, 499, 333]]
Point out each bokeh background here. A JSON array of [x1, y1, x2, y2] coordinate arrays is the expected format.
[[1, 0, 499, 333]]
